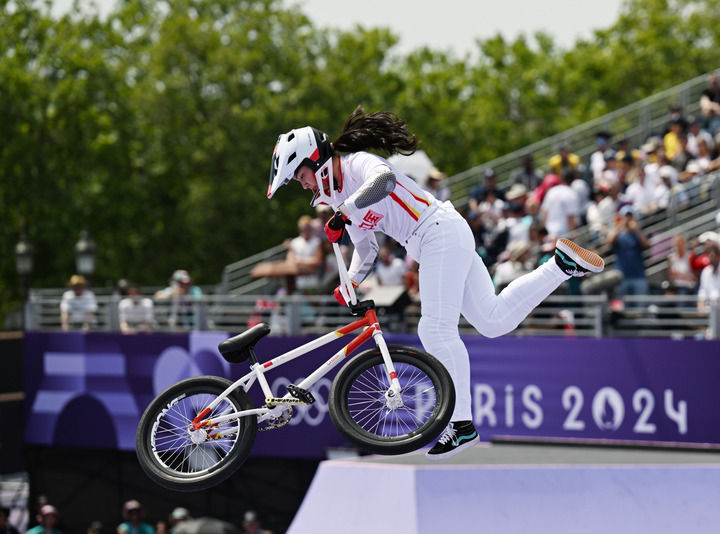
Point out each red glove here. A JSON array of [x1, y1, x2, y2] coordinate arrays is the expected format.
[[324, 211, 351, 243], [333, 282, 359, 306]]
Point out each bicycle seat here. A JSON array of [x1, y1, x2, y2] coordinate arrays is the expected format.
[[218, 323, 271, 363]]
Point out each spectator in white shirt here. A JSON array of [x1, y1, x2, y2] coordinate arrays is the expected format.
[[375, 245, 407, 286], [60, 275, 97, 331], [287, 215, 323, 293], [119, 284, 154, 333], [590, 131, 613, 182], [586, 181, 620, 244], [541, 170, 580, 238], [623, 163, 656, 215]]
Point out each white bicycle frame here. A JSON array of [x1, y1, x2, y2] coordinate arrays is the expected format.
[[191, 243, 403, 431]]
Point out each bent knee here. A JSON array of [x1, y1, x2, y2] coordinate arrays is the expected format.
[[470, 316, 512, 338]]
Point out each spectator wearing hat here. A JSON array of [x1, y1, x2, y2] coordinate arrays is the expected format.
[[656, 149, 679, 185], [607, 205, 650, 301], [241, 510, 272, 534], [423, 167, 451, 202], [540, 169, 580, 238], [690, 232, 719, 278], [512, 154, 541, 191], [168, 508, 190, 531], [60, 274, 97, 331], [118, 500, 154, 534], [590, 131, 613, 182], [28, 505, 61, 534], [469, 168, 505, 213], [497, 188, 530, 249], [493, 240, 531, 290], [654, 166, 689, 211], [530, 173, 562, 205], [155, 270, 203, 329], [548, 145, 580, 177]]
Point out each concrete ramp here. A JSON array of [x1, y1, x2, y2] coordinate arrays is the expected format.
[[288, 443, 720, 534]]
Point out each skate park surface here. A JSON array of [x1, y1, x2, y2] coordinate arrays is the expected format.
[[288, 440, 720, 534]]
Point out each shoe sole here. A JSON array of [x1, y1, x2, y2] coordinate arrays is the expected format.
[[556, 239, 604, 273], [425, 435, 480, 461]]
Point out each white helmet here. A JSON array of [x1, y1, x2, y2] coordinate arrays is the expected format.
[[268, 126, 336, 206]]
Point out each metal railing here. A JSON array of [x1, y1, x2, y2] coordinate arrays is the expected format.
[[25, 291, 719, 339], [220, 243, 288, 294], [570, 170, 720, 283], [445, 70, 714, 203]]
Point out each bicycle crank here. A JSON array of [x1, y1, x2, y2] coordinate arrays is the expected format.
[[258, 406, 293, 432]]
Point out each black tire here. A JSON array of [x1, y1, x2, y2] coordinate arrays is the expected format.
[[136, 376, 256, 492], [329, 345, 455, 455]]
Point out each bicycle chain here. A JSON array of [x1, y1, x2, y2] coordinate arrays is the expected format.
[[257, 405, 293, 432]]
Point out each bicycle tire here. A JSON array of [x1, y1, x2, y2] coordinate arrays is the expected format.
[[136, 376, 256, 491], [329, 345, 455, 455]]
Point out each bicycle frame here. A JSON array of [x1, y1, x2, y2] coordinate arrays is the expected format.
[[191, 245, 403, 431]]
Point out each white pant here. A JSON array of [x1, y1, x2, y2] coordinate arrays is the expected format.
[[407, 206, 569, 421]]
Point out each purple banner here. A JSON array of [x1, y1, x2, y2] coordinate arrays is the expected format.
[[24, 332, 720, 456]]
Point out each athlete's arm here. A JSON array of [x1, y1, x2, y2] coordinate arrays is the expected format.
[[347, 233, 379, 285], [338, 166, 396, 217]]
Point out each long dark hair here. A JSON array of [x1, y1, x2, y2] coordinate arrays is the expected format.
[[332, 106, 418, 156]]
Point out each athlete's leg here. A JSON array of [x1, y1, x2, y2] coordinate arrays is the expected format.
[[416, 217, 476, 421], [462, 256, 569, 338]]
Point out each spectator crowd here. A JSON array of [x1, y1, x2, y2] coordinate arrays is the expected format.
[[6, 499, 272, 534], [54, 76, 720, 334]]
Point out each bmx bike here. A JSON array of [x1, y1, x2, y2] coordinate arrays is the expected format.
[[136, 243, 455, 491]]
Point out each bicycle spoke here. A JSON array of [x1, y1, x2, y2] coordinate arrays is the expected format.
[[151, 391, 241, 476], [343, 358, 440, 439]]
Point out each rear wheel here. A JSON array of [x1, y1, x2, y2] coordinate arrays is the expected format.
[[329, 345, 455, 455], [136, 376, 256, 491]]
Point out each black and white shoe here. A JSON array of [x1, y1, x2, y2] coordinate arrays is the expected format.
[[554, 238, 605, 277], [426, 420, 479, 460]]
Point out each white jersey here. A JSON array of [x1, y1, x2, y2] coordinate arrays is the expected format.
[[333, 152, 439, 242], [330, 152, 440, 282]]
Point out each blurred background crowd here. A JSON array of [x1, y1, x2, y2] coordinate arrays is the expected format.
[[8, 499, 272, 534]]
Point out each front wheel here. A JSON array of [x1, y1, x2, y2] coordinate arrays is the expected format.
[[136, 376, 256, 492], [329, 345, 455, 455]]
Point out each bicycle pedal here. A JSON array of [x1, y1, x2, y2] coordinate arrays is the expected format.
[[287, 384, 316, 404]]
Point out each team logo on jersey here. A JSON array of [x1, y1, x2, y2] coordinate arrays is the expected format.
[[358, 209, 384, 230]]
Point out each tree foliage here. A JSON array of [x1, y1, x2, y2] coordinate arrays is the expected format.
[[2, 0, 720, 320]]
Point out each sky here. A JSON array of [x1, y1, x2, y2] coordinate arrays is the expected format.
[[51, 0, 626, 55]]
